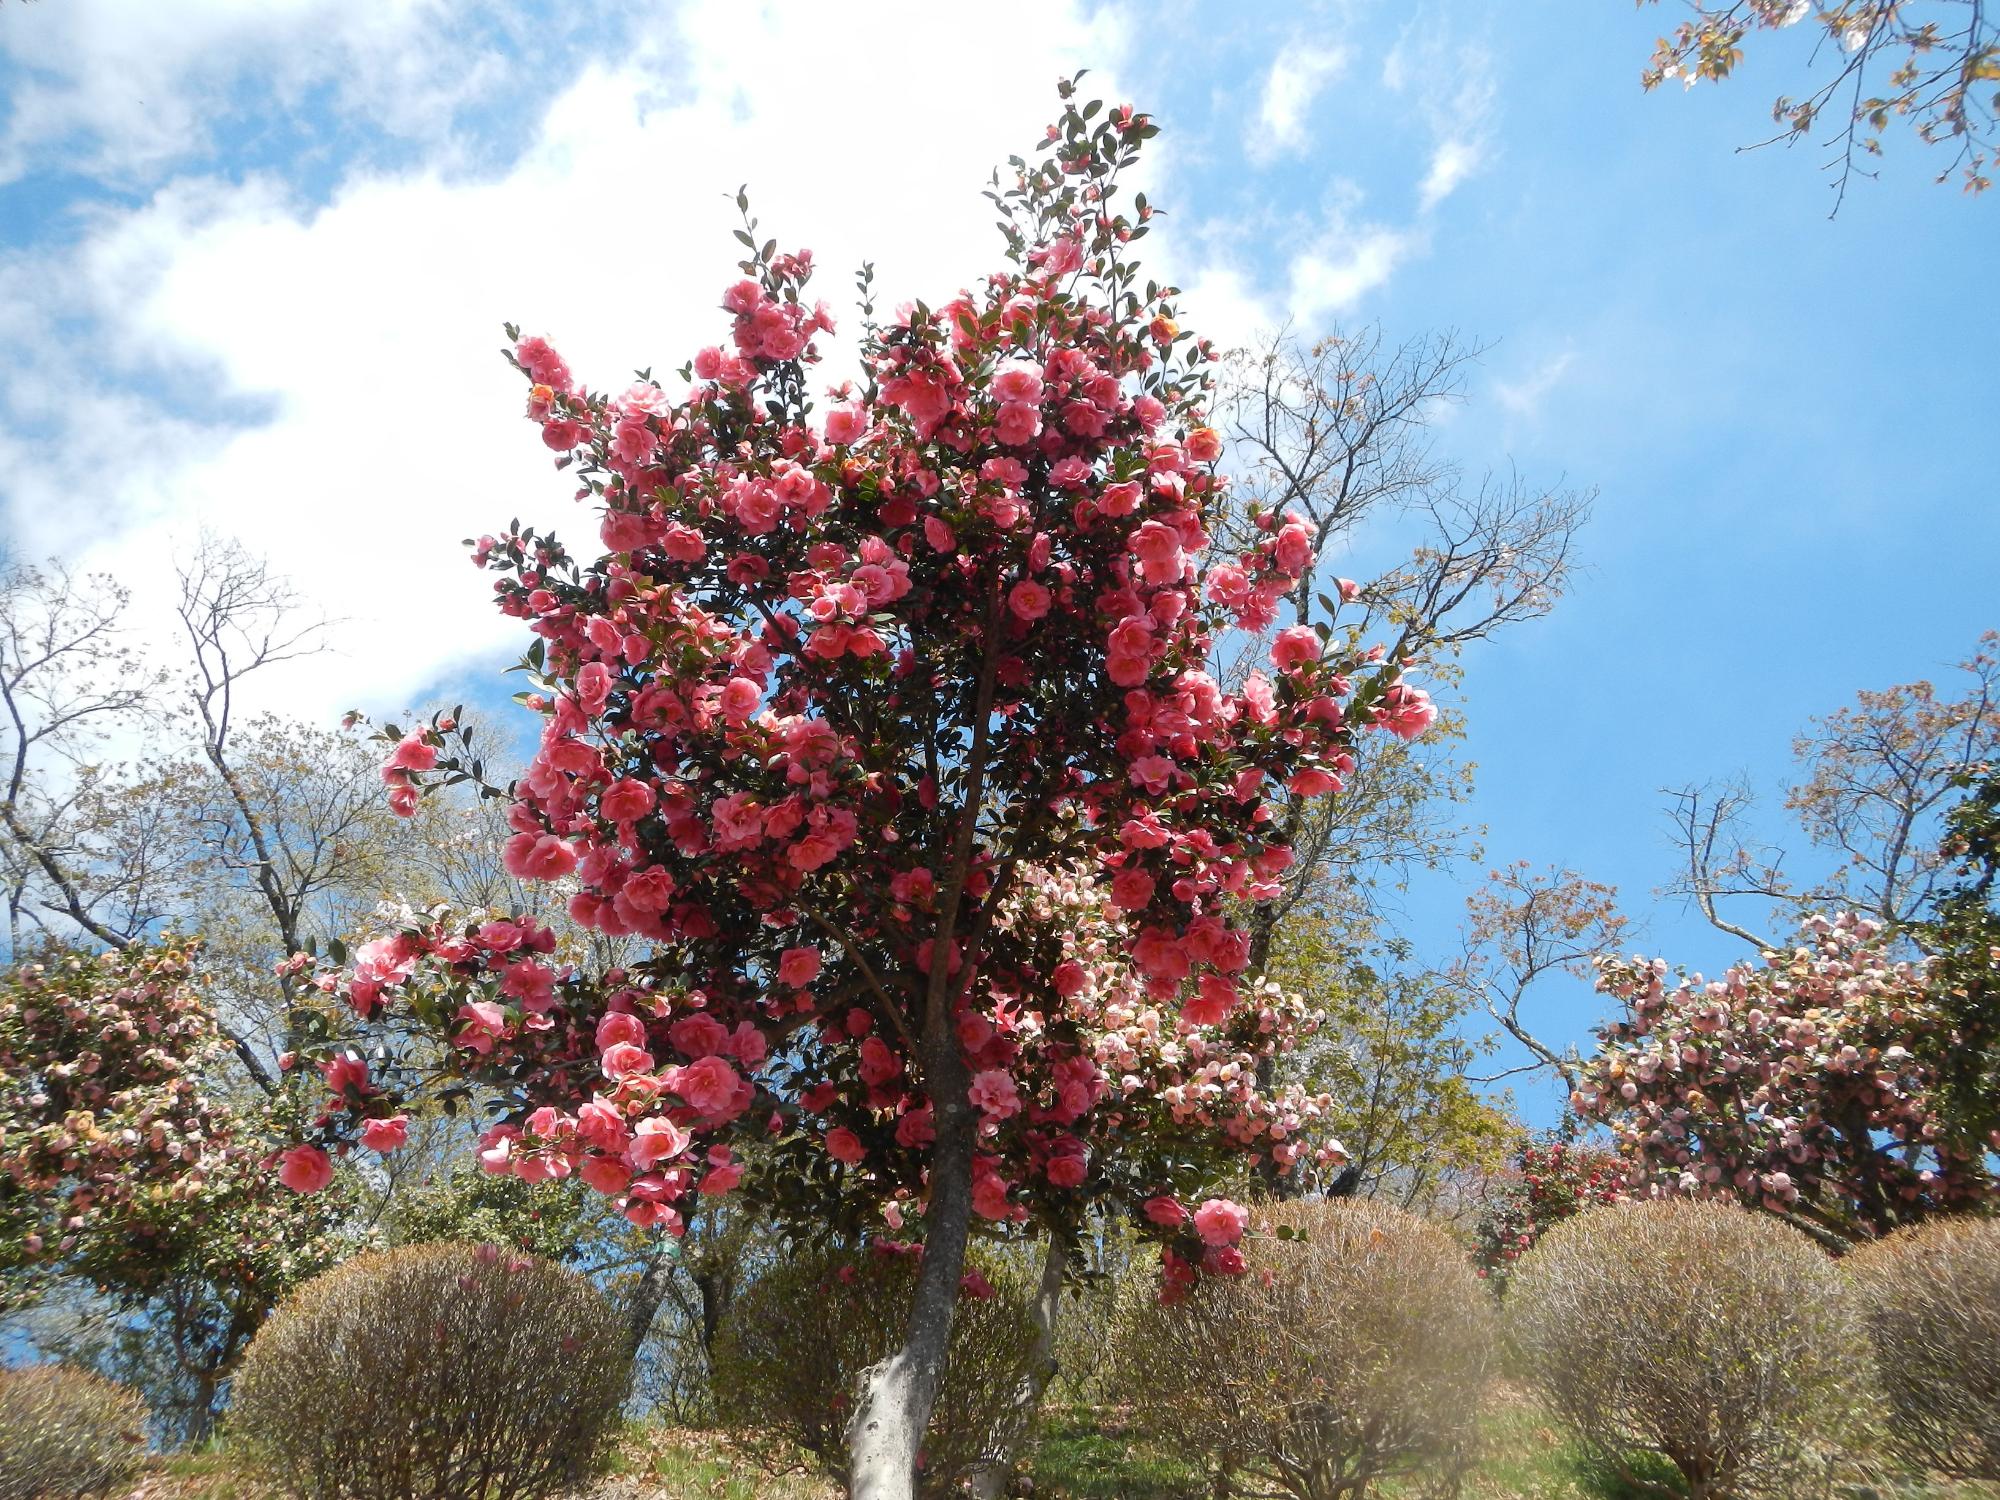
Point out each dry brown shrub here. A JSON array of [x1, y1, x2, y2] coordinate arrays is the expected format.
[[229, 1241, 629, 1500], [1504, 1198, 1868, 1499], [1846, 1215, 2000, 1480], [1114, 1200, 1497, 1500], [710, 1245, 1038, 1499], [0, 1364, 148, 1500]]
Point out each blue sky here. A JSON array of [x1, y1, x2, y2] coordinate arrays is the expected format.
[[2, 0, 1992, 1121]]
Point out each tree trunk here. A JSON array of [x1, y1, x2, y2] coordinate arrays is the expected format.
[[622, 1248, 674, 1362], [968, 1232, 1067, 1500], [846, 1084, 977, 1500]]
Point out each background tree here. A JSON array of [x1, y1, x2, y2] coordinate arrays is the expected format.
[[1640, 0, 2000, 204], [1269, 915, 1514, 1214], [1668, 633, 1999, 948], [1575, 911, 1993, 1248], [0, 940, 351, 1437]]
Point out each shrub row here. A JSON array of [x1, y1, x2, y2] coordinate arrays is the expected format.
[[4, 1207, 1993, 1500]]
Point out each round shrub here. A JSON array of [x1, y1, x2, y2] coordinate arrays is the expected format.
[[0, 1364, 147, 1500], [1846, 1215, 2000, 1479], [711, 1244, 1038, 1498], [1114, 1200, 1497, 1500], [230, 1242, 629, 1500], [1505, 1199, 1867, 1499]]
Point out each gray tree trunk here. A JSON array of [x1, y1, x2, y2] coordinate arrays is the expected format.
[[968, 1232, 1068, 1499], [845, 1082, 978, 1499]]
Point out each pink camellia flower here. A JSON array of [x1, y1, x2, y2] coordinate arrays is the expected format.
[[826, 1127, 867, 1164], [777, 946, 822, 987], [599, 777, 656, 824], [359, 1116, 409, 1153], [968, 1069, 1022, 1120], [1109, 866, 1156, 911], [1193, 1197, 1249, 1247], [1008, 578, 1053, 621], [385, 731, 437, 773], [699, 1160, 743, 1194], [502, 832, 577, 882], [1375, 683, 1436, 741], [595, 1010, 647, 1054], [599, 1041, 655, 1080], [719, 677, 762, 722], [668, 1054, 744, 1117], [1270, 625, 1322, 672], [824, 405, 867, 444], [580, 1156, 631, 1196], [1045, 1140, 1089, 1188], [990, 361, 1045, 405], [629, 1116, 691, 1168], [278, 1144, 334, 1194], [1143, 1195, 1187, 1228]]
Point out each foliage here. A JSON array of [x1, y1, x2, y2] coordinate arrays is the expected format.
[[1640, 0, 2000, 200], [1574, 913, 1994, 1245], [1115, 1199, 1497, 1500], [0, 941, 350, 1311], [1471, 1135, 1626, 1291], [0, 1364, 147, 1500], [1505, 1199, 1869, 1499], [1272, 915, 1515, 1210], [229, 1242, 629, 1500], [1914, 761, 2000, 1156], [1845, 1215, 2000, 1480], [710, 1244, 1039, 1498]]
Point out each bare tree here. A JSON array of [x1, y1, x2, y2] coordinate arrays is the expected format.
[[1458, 862, 1631, 1095], [0, 563, 170, 951], [1219, 326, 1593, 973], [1665, 633, 2000, 948]]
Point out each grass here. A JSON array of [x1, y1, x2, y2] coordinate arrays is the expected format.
[[107, 1394, 2000, 1499]]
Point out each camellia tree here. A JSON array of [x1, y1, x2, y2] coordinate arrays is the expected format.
[[279, 85, 1428, 1497], [1470, 1135, 1626, 1291], [1573, 912, 1995, 1249], [0, 941, 350, 1434]]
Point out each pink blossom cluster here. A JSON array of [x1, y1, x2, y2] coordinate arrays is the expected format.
[[1575, 913, 1994, 1238]]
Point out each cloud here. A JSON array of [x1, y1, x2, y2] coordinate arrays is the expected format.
[[1251, 43, 1348, 159], [1493, 350, 1577, 419], [0, 0, 1132, 724], [1418, 135, 1483, 211], [1382, 18, 1498, 211], [0, 0, 535, 185]]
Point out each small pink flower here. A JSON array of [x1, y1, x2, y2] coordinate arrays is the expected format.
[[360, 1116, 409, 1153], [1193, 1197, 1249, 1247], [278, 1144, 334, 1194], [777, 947, 822, 987]]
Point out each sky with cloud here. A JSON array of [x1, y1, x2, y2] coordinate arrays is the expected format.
[[2, 0, 1992, 1116]]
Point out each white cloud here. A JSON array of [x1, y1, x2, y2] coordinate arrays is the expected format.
[[1418, 136, 1483, 210], [1493, 350, 1577, 419], [1382, 20, 1498, 211], [0, 0, 520, 184], [1, 0, 1133, 724], [1287, 220, 1418, 320], [1251, 43, 1348, 159]]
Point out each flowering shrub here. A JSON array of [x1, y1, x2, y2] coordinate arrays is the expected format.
[[281, 84, 1421, 1484], [1115, 1200, 1496, 1500], [230, 1243, 629, 1500], [0, 1365, 146, 1500], [711, 1243, 1037, 1497], [1505, 1200, 1868, 1499], [1573, 914, 1994, 1244], [1471, 1136, 1625, 1291], [1845, 1216, 2000, 1480], [0, 942, 349, 1318]]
